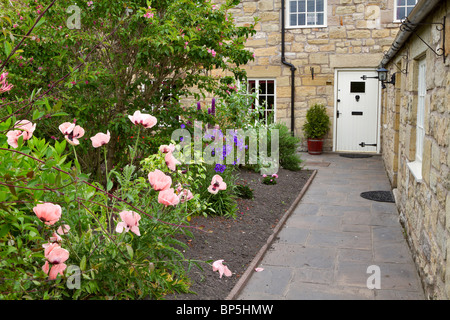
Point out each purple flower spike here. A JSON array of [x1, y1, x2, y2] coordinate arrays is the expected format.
[[197, 102, 201, 111], [211, 98, 216, 115]]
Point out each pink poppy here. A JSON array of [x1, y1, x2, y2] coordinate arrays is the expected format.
[[42, 243, 70, 280], [49, 224, 71, 242], [6, 120, 36, 148], [6, 130, 22, 148], [165, 152, 180, 171], [33, 202, 62, 226], [159, 144, 175, 154], [90, 130, 111, 148], [0, 72, 13, 94], [212, 260, 232, 278], [14, 120, 36, 139], [158, 188, 180, 206], [179, 188, 193, 203], [272, 173, 278, 178], [116, 210, 141, 236], [148, 169, 172, 191], [207, 175, 227, 194], [128, 110, 157, 129], [59, 122, 76, 135], [64, 125, 85, 146]]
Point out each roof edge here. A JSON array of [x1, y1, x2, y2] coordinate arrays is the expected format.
[[380, 0, 443, 67]]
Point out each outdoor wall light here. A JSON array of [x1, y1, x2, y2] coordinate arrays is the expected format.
[[361, 67, 395, 89]]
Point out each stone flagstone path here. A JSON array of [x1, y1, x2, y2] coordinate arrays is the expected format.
[[236, 152, 425, 300]]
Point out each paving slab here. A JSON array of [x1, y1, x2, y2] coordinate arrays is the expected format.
[[235, 152, 425, 300]]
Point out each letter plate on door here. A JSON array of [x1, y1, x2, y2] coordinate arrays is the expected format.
[[352, 111, 363, 116]]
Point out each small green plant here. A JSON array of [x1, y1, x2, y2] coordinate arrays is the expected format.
[[302, 104, 331, 139], [262, 173, 278, 185], [235, 184, 254, 199]]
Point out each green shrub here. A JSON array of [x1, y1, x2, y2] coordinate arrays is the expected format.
[[302, 104, 331, 139]]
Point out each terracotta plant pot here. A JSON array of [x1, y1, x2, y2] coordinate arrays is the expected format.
[[307, 138, 324, 155]]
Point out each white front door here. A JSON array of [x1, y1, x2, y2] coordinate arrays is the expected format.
[[335, 70, 380, 153]]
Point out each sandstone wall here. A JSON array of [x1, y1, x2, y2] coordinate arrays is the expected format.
[[381, 0, 450, 299], [230, 0, 400, 149]]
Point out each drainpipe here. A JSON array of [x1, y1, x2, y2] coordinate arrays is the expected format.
[[281, 0, 297, 135]]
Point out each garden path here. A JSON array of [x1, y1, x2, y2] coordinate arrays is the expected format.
[[233, 152, 425, 300]]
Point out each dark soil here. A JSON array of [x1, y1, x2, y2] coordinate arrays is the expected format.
[[165, 167, 313, 300]]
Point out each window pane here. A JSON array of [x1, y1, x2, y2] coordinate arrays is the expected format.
[[267, 96, 275, 109], [298, 0, 305, 12], [260, 81, 267, 94], [267, 81, 275, 94], [350, 82, 366, 93], [298, 13, 305, 25], [307, 13, 315, 25], [397, 7, 406, 19], [290, 1, 297, 13], [317, 13, 324, 25], [290, 14, 297, 26], [307, 0, 315, 12], [407, 0, 416, 5], [316, 0, 324, 12], [398, 0, 405, 6]]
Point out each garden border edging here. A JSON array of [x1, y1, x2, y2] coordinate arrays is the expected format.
[[225, 169, 318, 300]]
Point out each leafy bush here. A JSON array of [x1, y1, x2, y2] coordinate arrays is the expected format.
[[302, 104, 331, 139]]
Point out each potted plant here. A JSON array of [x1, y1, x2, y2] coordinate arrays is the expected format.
[[302, 104, 330, 155]]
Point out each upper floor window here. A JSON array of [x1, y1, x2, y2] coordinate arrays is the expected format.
[[288, 0, 327, 28], [394, 0, 418, 22]]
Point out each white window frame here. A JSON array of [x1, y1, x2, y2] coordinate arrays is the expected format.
[[246, 79, 277, 125], [393, 0, 418, 22], [407, 58, 426, 182], [286, 0, 327, 29]]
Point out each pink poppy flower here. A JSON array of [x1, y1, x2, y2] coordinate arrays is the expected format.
[[212, 260, 232, 278], [6, 130, 22, 148], [42, 243, 70, 280], [59, 122, 76, 135], [159, 144, 175, 154], [128, 110, 157, 129], [50, 224, 71, 242], [15, 120, 36, 139], [65, 125, 85, 146], [207, 175, 227, 194], [116, 210, 141, 236], [33, 203, 62, 226], [90, 130, 111, 148], [0, 72, 13, 94], [6, 120, 36, 148], [272, 173, 278, 178], [158, 188, 180, 206], [165, 152, 180, 171], [148, 169, 172, 191], [179, 188, 193, 203]]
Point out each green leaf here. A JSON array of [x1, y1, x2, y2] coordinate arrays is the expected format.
[[80, 255, 86, 271], [0, 224, 10, 238], [32, 109, 45, 120], [4, 41, 11, 57], [126, 244, 134, 260]]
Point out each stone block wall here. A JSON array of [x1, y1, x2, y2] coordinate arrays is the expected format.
[[228, 0, 400, 149], [381, 1, 450, 299]]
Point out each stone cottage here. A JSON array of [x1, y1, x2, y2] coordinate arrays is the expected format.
[[230, 0, 412, 152], [378, 0, 450, 299]]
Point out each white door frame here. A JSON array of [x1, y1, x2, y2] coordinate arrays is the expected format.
[[333, 68, 382, 153]]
